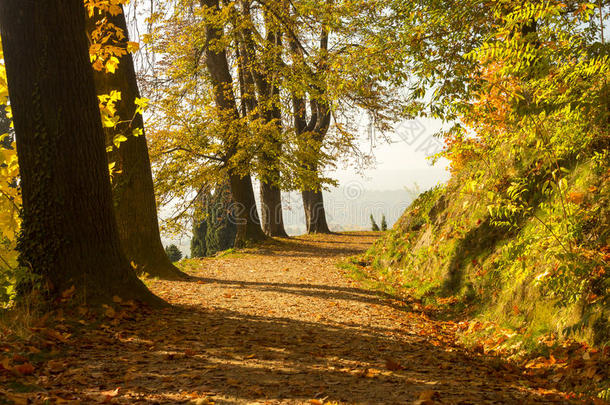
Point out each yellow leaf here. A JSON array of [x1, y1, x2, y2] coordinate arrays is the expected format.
[[105, 56, 120, 74], [126, 41, 140, 53], [113, 134, 128, 148]]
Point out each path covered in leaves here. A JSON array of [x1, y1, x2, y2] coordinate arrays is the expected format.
[[0, 233, 592, 404]]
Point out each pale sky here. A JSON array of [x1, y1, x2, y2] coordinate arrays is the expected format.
[[328, 116, 450, 192]]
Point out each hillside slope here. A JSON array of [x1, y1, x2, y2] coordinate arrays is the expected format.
[[356, 144, 610, 349]]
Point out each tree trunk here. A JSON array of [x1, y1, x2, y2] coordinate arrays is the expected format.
[[302, 189, 331, 234], [291, 95, 332, 234], [230, 174, 266, 247], [288, 27, 332, 235], [202, 0, 266, 246], [87, 8, 187, 280], [0, 0, 163, 305], [260, 181, 288, 237], [238, 7, 288, 238]]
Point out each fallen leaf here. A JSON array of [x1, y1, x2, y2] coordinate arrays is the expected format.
[[101, 387, 121, 402], [104, 305, 116, 318], [46, 359, 66, 373], [385, 358, 404, 371], [0, 357, 11, 370], [3, 393, 30, 405], [42, 328, 70, 342], [14, 362, 35, 375], [226, 378, 239, 386]]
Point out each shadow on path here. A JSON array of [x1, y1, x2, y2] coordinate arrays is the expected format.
[[69, 304, 563, 404]]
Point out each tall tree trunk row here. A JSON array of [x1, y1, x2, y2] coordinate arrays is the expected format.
[[0, 0, 163, 305]]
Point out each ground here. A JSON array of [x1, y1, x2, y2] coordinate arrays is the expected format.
[[0, 232, 593, 404]]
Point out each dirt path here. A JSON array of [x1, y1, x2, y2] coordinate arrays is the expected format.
[[3, 232, 573, 404]]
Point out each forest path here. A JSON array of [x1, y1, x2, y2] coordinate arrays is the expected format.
[[10, 232, 572, 404]]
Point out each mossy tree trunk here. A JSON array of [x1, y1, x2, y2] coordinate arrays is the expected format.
[[0, 0, 164, 305], [86, 7, 187, 280]]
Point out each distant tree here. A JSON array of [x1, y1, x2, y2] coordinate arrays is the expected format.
[[165, 245, 182, 262], [190, 216, 208, 258], [0, 105, 11, 146], [381, 215, 388, 231], [370, 214, 380, 231], [191, 182, 237, 258]]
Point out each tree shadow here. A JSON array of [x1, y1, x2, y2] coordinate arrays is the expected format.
[[185, 276, 415, 312], [443, 217, 511, 293], [253, 236, 378, 258], [69, 304, 565, 404]]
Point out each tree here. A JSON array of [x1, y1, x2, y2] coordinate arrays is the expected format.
[[286, 14, 333, 234], [145, 0, 411, 238], [381, 215, 388, 231], [237, 3, 289, 237], [191, 181, 237, 257], [199, 0, 267, 247], [165, 244, 183, 262], [370, 214, 380, 231], [0, 0, 163, 305], [86, 4, 188, 280], [190, 216, 208, 258]]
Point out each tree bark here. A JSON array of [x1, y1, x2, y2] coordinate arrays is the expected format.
[[291, 97, 332, 234], [302, 189, 331, 234], [260, 181, 288, 237], [0, 0, 163, 305], [229, 173, 266, 247], [202, 0, 266, 246], [87, 7, 188, 280], [257, 61, 288, 236]]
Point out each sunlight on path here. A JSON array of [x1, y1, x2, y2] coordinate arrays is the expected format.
[[136, 232, 565, 404], [22, 233, 570, 404]]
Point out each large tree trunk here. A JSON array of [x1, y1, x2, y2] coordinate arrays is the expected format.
[[302, 189, 331, 234], [257, 83, 288, 237], [260, 181, 288, 237], [230, 174, 266, 247], [0, 0, 163, 305], [87, 8, 187, 280], [291, 96, 332, 234], [202, 0, 266, 246]]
